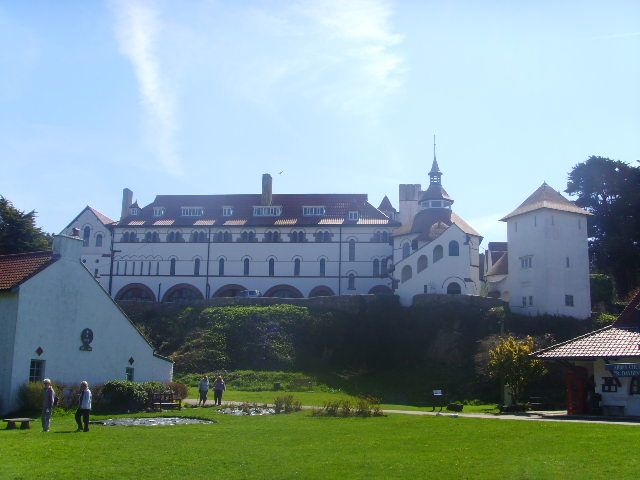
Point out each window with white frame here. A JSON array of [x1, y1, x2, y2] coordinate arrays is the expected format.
[[181, 207, 204, 217], [565, 294, 574, 307], [129, 207, 138, 216], [29, 359, 45, 382], [222, 206, 233, 217], [303, 206, 326, 216], [520, 256, 533, 269], [253, 206, 282, 217], [348, 211, 359, 221], [153, 206, 166, 217]]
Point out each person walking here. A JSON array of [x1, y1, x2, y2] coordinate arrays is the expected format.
[[42, 378, 56, 432], [198, 376, 210, 406], [75, 381, 92, 432], [212, 376, 226, 406]]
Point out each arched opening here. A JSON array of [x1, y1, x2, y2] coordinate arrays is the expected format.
[[401, 265, 412, 283], [368, 285, 393, 295], [194, 258, 201, 276], [309, 286, 335, 297], [115, 283, 156, 302], [348, 239, 356, 261], [83, 226, 91, 246], [433, 245, 443, 263], [449, 240, 460, 256], [347, 273, 355, 290], [218, 258, 225, 276], [214, 284, 247, 297], [294, 258, 301, 276], [381, 231, 389, 243], [95, 233, 103, 247], [402, 242, 410, 259], [243, 258, 250, 276], [319, 258, 326, 277], [417, 255, 428, 273], [373, 259, 380, 277], [264, 284, 304, 298], [268, 258, 275, 276], [411, 239, 418, 251], [447, 282, 462, 295], [162, 284, 204, 303], [170, 258, 176, 276]]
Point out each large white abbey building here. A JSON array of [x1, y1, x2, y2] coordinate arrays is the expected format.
[[63, 160, 591, 318]]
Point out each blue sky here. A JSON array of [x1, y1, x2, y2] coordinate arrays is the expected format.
[[1, 0, 638, 244]]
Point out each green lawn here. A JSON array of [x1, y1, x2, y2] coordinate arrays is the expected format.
[[2, 408, 637, 479]]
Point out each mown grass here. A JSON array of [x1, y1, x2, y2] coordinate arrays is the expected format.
[[2, 408, 638, 479]]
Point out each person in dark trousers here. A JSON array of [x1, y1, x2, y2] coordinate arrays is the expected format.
[[75, 381, 92, 432], [198, 376, 210, 407], [213, 376, 226, 406], [42, 378, 56, 432]]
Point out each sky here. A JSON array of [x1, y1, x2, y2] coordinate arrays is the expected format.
[[1, 0, 638, 245]]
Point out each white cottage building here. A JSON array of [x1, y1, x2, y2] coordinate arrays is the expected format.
[[0, 235, 173, 415]]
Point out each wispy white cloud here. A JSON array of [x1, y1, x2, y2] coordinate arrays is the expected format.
[[112, 0, 180, 175]]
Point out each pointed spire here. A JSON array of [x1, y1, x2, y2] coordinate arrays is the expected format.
[[428, 134, 442, 182]]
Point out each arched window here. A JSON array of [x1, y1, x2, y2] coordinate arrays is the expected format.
[[243, 258, 250, 276], [130, 232, 138, 243], [124, 261, 128, 275], [324, 231, 331, 242], [273, 231, 280, 242], [298, 231, 305, 242], [401, 265, 412, 283], [170, 258, 176, 276], [402, 242, 410, 259], [224, 231, 232, 242], [269, 258, 275, 276], [241, 231, 248, 242], [152, 232, 160, 243], [381, 259, 388, 277], [294, 258, 301, 276], [144, 232, 152, 243], [418, 255, 428, 273], [218, 258, 225, 276], [411, 239, 418, 251], [83, 226, 91, 246], [265, 231, 273, 242], [248, 231, 255, 242], [167, 232, 175, 243], [194, 258, 200, 276], [381, 231, 389, 243], [373, 259, 380, 277], [447, 282, 461, 295], [95, 233, 103, 247], [175, 232, 184, 242], [434, 245, 443, 262], [122, 232, 130, 243], [199, 231, 207, 242], [348, 273, 355, 290], [319, 258, 326, 277], [449, 240, 460, 256], [348, 239, 356, 261], [190, 232, 198, 242]]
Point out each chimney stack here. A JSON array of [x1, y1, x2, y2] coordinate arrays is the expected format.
[[261, 174, 272, 206], [71, 227, 80, 237], [121, 188, 133, 220]]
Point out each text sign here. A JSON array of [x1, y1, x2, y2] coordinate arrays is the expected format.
[[605, 363, 640, 377]]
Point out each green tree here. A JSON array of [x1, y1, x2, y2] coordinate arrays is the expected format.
[[566, 156, 640, 296], [0, 196, 52, 255], [488, 336, 547, 405]]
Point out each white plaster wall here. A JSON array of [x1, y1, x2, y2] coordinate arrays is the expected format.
[[0, 293, 19, 415], [394, 225, 479, 306], [6, 240, 172, 413], [593, 359, 640, 416], [506, 210, 590, 319]]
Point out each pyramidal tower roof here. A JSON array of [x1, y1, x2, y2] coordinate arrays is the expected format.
[[500, 182, 592, 221], [378, 195, 396, 212]]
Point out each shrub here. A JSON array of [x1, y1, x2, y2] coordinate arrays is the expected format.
[[594, 312, 617, 328], [339, 400, 352, 416], [167, 382, 188, 400], [273, 395, 302, 414], [18, 381, 63, 413], [355, 397, 372, 417], [101, 381, 148, 412]]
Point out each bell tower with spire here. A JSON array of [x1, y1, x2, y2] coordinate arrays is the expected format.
[[419, 135, 453, 210]]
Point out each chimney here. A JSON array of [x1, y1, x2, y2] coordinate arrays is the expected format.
[[52, 234, 82, 261], [71, 227, 80, 237], [121, 188, 133, 220], [261, 174, 272, 206]]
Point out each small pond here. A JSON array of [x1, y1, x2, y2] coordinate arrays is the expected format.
[[95, 417, 215, 427], [217, 406, 276, 416]]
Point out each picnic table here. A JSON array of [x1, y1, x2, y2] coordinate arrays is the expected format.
[[4, 418, 34, 430]]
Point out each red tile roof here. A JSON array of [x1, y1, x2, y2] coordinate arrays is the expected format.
[[0, 251, 55, 291], [116, 193, 399, 228], [501, 183, 591, 221], [88, 207, 115, 225], [535, 291, 640, 359]]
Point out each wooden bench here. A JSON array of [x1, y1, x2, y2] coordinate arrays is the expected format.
[[4, 418, 34, 430], [289, 378, 313, 390], [148, 391, 181, 411]]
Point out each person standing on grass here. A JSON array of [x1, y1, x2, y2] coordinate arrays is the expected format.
[[198, 376, 210, 406], [42, 378, 56, 432], [213, 375, 226, 406], [75, 381, 92, 432]]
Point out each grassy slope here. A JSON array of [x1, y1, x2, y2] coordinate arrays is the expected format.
[[2, 409, 637, 479]]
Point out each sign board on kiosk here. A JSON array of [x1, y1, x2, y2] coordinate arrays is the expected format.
[[605, 363, 640, 377]]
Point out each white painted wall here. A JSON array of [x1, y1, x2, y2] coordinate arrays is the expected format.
[[0, 292, 19, 415], [505, 209, 591, 319], [593, 359, 640, 416], [2, 236, 172, 414]]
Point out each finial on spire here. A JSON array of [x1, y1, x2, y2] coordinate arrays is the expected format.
[[433, 134, 436, 164]]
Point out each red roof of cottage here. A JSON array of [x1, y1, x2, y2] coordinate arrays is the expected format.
[[0, 251, 56, 291], [117, 193, 399, 228], [501, 183, 591, 221], [534, 291, 640, 360]]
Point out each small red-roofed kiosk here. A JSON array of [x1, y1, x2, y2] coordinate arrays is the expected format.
[[534, 291, 640, 416]]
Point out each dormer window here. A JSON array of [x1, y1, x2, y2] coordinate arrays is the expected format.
[[253, 206, 282, 217], [348, 211, 359, 221], [222, 206, 233, 217], [181, 207, 204, 217], [129, 207, 139, 216], [303, 206, 325, 216], [153, 207, 165, 217]]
